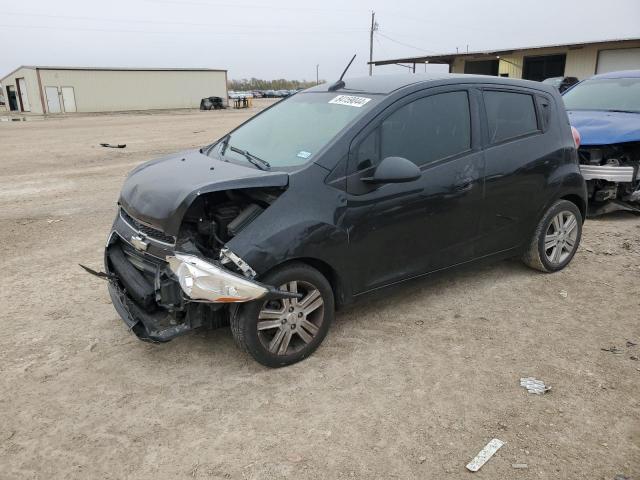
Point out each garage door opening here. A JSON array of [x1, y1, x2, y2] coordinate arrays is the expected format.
[[523, 54, 566, 81], [464, 60, 499, 76], [597, 48, 640, 73]]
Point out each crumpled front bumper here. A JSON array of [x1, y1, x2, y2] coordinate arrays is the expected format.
[[107, 281, 192, 342], [104, 213, 297, 343]]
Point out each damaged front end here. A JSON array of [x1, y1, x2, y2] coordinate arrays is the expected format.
[[103, 183, 295, 343], [578, 142, 640, 216]]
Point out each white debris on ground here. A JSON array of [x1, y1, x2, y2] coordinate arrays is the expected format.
[[520, 377, 551, 394], [466, 438, 504, 472]]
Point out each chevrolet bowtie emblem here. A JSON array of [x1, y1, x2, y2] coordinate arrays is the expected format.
[[130, 235, 149, 252]]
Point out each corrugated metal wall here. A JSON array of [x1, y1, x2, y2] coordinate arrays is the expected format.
[[35, 69, 227, 113], [450, 40, 640, 80]]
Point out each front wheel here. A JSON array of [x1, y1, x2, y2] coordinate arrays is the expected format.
[[230, 263, 334, 368], [522, 199, 583, 272]]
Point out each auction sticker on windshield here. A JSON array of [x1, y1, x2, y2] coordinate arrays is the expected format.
[[329, 95, 372, 107]]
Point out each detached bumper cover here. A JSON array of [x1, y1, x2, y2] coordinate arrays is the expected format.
[[108, 281, 191, 342]]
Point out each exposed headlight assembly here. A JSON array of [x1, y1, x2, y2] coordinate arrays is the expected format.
[[167, 253, 268, 303]]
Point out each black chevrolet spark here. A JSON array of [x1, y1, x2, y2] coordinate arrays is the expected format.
[[104, 73, 587, 367]]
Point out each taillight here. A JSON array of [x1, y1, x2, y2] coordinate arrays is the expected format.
[[571, 126, 581, 148]]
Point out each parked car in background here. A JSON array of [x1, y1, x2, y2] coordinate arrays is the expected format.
[[563, 70, 640, 215], [264, 90, 276, 98], [252, 91, 264, 98], [543, 76, 579, 93], [102, 74, 585, 367], [229, 91, 253, 99]]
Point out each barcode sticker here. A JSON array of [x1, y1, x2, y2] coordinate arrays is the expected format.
[[328, 95, 372, 107]]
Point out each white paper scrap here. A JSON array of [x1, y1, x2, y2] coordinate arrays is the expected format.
[[466, 438, 504, 472]]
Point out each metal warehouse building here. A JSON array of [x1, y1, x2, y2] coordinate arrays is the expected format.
[[371, 38, 640, 81], [0, 66, 228, 114]]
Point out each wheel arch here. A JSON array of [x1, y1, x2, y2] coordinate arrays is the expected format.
[[560, 193, 587, 223], [259, 256, 349, 310]]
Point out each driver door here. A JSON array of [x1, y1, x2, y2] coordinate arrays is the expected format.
[[341, 87, 485, 295]]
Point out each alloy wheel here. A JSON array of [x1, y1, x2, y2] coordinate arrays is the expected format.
[[544, 210, 578, 265], [256, 280, 324, 356]]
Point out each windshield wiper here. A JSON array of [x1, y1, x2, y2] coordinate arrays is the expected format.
[[229, 145, 271, 170], [203, 134, 230, 157], [219, 134, 231, 155], [608, 109, 638, 114]]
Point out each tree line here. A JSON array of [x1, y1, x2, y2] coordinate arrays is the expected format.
[[228, 78, 325, 91]]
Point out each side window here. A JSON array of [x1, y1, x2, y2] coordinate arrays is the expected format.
[[354, 91, 471, 170], [484, 90, 539, 144], [536, 94, 553, 130]]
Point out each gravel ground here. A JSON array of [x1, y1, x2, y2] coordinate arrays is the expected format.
[[1, 99, 639, 479]]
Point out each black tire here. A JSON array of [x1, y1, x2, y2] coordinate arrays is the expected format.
[[230, 262, 334, 368], [522, 199, 583, 272]]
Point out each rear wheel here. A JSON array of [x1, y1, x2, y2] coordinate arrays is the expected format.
[[230, 263, 334, 367], [522, 200, 582, 272]]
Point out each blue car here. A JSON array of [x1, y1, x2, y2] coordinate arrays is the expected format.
[[563, 70, 640, 215]]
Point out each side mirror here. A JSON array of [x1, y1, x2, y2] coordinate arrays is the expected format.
[[362, 156, 421, 184]]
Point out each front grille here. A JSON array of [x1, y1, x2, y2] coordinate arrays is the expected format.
[[120, 208, 176, 245]]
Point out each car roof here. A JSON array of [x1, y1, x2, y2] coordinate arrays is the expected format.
[[305, 73, 556, 95], [590, 70, 640, 79]]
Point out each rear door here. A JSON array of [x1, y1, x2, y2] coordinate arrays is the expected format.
[[343, 87, 485, 294], [477, 87, 559, 255]]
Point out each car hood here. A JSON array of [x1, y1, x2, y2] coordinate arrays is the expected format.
[[567, 110, 640, 146], [119, 149, 289, 236]]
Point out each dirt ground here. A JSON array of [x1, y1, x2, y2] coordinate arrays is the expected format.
[[1, 99, 638, 480]]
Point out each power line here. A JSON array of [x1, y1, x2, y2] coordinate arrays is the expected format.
[[0, 23, 366, 36], [375, 31, 441, 54], [2, 11, 364, 31], [144, 0, 364, 14]]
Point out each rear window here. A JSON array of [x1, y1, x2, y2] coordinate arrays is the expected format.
[[484, 90, 539, 144]]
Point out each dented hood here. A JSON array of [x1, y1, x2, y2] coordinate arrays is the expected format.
[[567, 110, 640, 146], [119, 149, 288, 236]]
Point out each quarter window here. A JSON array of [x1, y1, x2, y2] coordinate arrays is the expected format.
[[484, 90, 539, 144], [355, 91, 471, 170]]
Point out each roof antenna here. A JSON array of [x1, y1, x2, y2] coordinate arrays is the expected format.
[[328, 54, 356, 91]]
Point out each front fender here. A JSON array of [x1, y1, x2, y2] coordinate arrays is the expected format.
[[228, 220, 348, 279]]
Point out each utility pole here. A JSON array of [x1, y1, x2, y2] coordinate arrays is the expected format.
[[316, 64, 319, 85], [369, 11, 378, 76]]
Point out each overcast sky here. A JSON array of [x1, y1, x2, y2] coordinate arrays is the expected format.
[[1, 0, 638, 81]]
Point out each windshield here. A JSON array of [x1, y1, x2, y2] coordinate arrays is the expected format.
[[210, 92, 380, 168], [562, 77, 640, 113]]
